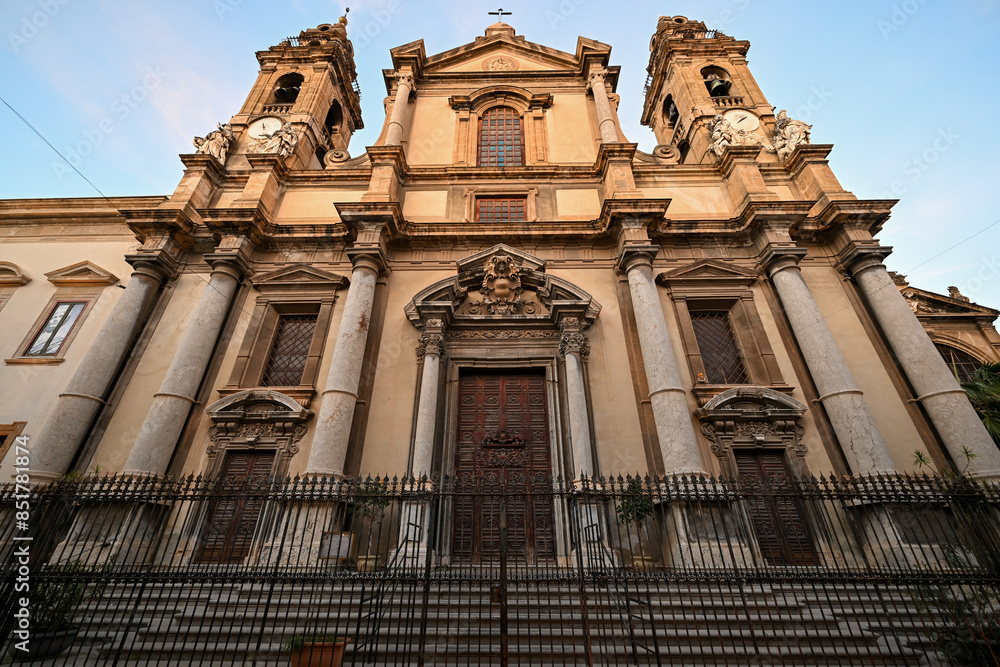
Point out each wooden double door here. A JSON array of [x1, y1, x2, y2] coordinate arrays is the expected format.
[[452, 371, 555, 563], [195, 450, 274, 564], [735, 450, 817, 566]]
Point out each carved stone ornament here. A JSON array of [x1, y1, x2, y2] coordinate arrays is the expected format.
[[323, 149, 351, 166], [247, 121, 299, 158], [695, 387, 808, 459], [479, 254, 523, 315], [484, 56, 518, 72], [193, 123, 235, 165], [204, 390, 312, 462], [417, 332, 446, 360], [652, 144, 681, 164], [405, 244, 602, 333], [559, 333, 590, 360], [708, 114, 764, 157], [772, 109, 812, 162]]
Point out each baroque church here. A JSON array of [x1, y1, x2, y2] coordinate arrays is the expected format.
[[2, 13, 1000, 665]]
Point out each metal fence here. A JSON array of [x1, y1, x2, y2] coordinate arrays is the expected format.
[[2, 473, 1000, 665]]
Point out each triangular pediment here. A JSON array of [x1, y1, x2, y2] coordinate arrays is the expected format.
[[900, 285, 999, 317], [251, 264, 348, 292], [45, 261, 118, 286], [392, 26, 611, 82], [658, 259, 759, 284], [0, 261, 29, 286], [456, 244, 545, 273]]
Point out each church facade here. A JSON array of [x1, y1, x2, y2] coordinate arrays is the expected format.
[[4, 14, 1000, 664]]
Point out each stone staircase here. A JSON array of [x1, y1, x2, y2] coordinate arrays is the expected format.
[[21, 578, 949, 665]]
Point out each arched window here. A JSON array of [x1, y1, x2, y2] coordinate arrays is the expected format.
[[477, 107, 524, 167], [273, 72, 304, 104], [936, 344, 982, 384], [324, 100, 343, 135], [701, 65, 734, 98]]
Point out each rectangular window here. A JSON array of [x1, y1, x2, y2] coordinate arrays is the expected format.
[[27, 301, 87, 356], [260, 314, 318, 387], [690, 311, 750, 384], [476, 197, 527, 223]]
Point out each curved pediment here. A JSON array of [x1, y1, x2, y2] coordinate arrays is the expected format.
[[405, 245, 600, 330], [205, 390, 311, 422], [697, 387, 806, 418]]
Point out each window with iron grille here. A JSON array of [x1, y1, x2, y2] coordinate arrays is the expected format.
[[477, 107, 524, 167], [690, 311, 750, 384], [476, 197, 527, 223], [27, 301, 87, 356], [260, 314, 317, 387], [935, 344, 982, 384]]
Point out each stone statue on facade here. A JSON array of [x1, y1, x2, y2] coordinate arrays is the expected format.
[[948, 286, 970, 302], [248, 122, 299, 158], [192, 123, 235, 165], [772, 109, 812, 162], [707, 114, 767, 156]]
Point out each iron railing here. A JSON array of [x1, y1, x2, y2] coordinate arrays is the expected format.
[[2, 473, 1000, 665]]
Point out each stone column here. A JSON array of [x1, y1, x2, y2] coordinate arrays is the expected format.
[[305, 254, 382, 478], [623, 252, 705, 476], [384, 72, 414, 147], [847, 252, 1000, 477], [587, 69, 619, 144], [410, 321, 445, 478], [33, 252, 175, 481], [124, 241, 249, 475], [763, 252, 896, 475], [560, 318, 596, 479]]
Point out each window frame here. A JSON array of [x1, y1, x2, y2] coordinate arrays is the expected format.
[[476, 106, 526, 167], [448, 89, 552, 166], [7, 292, 101, 365], [220, 265, 346, 408], [688, 308, 752, 385], [659, 260, 791, 406], [474, 196, 528, 223], [463, 186, 539, 223]]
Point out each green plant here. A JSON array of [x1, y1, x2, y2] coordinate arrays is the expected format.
[[281, 633, 348, 652], [353, 478, 391, 519], [31, 560, 112, 633], [615, 479, 654, 526], [961, 361, 1000, 445]]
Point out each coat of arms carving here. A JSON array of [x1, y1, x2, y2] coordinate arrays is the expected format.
[[481, 254, 523, 314]]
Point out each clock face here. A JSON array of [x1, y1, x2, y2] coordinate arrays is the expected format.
[[247, 117, 282, 139], [724, 109, 760, 131]]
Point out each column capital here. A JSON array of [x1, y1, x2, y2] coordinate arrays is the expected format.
[[417, 332, 445, 362], [835, 242, 893, 276], [559, 328, 590, 361], [616, 245, 659, 274], [757, 245, 807, 277], [204, 235, 253, 281], [124, 235, 183, 283], [394, 71, 415, 90], [586, 68, 609, 92]]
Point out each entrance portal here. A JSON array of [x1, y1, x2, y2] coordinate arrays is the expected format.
[[452, 371, 555, 563]]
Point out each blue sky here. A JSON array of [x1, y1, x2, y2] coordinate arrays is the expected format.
[[3, 0, 999, 307]]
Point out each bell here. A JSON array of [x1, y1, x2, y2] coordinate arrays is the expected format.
[[707, 78, 731, 97]]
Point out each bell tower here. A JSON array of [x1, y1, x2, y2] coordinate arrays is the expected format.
[[641, 16, 774, 164], [228, 17, 364, 168]]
